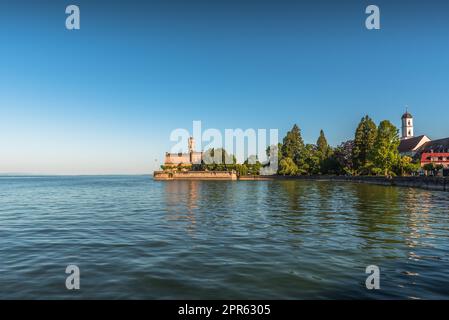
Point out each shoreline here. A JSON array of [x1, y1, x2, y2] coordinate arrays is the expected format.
[[240, 175, 449, 192], [154, 171, 448, 192]]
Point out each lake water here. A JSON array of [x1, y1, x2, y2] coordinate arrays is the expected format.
[[0, 175, 448, 299]]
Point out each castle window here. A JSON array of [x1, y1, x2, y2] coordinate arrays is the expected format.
[[408, 121, 411, 125]]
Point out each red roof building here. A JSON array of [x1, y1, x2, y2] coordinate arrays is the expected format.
[[418, 138, 449, 169], [420, 153, 449, 168]]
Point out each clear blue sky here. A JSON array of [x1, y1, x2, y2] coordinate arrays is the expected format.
[[1, 0, 448, 174]]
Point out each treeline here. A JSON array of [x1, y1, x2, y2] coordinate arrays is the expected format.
[[274, 115, 420, 177], [163, 115, 422, 177], [191, 148, 263, 176]]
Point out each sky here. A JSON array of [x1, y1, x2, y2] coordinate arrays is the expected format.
[[0, 0, 448, 174]]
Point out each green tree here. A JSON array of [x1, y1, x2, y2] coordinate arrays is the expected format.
[[353, 115, 377, 175], [422, 163, 434, 175], [278, 157, 299, 176], [395, 156, 421, 176], [235, 164, 248, 176], [201, 148, 237, 171], [281, 124, 304, 162], [424, 163, 444, 176], [316, 129, 331, 160], [370, 120, 400, 176], [202, 148, 234, 166], [320, 153, 340, 174], [302, 144, 321, 175], [244, 155, 262, 175], [266, 143, 283, 164], [315, 129, 336, 174]]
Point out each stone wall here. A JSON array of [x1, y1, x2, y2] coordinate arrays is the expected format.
[[154, 171, 237, 181]]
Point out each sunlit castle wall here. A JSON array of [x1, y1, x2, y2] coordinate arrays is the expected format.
[[191, 152, 203, 165], [164, 153, 191, 166]]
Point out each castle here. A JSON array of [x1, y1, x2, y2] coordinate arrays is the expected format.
[[155, 137, 238, 180], [162, 137, 203, 170]]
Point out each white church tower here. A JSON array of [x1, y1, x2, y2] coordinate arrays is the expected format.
[[401, 109, 414, 140]]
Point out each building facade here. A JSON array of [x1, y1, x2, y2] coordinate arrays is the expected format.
[[398, 111, 430, 157], [419, 138, 449, 171], [163, 137, 203, 169], [397, 110, 449, 175]]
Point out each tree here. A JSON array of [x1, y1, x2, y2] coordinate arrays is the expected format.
[[316, 129, 331, 160], [201, 148, 237, 171], [278, 157, 298, 176], [370, 120, 400, 176], [353, 115, 377, 174], [202, 148, 234, 166], [423, 163, 435, 176], [266, 143, 282, 164], [244, 155, 262, 175], [424, 163, 444, 176], [302, 144, 321, 175], [281, 124, 304, 162], [235, 164, 248, 176], [395, 156, 421, 176], [315, 129, 336, 174], [333, 140, 355, 175]]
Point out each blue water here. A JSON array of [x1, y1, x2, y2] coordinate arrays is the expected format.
[[0, 175, 448, 299]]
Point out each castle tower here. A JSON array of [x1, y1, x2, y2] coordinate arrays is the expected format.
[[188, 137, 195, 153], [188, 137, 195, 163], [401, 109, 414, 140]]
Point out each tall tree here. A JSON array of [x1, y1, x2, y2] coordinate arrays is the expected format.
[[352, 115, 377, 174], [281, 124, 304, 161], [315, 129, 335, 174], [316, 129, 331, 160], [370, 120, 400, 176]]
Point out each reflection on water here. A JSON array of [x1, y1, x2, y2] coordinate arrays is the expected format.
[[165, 181, 200, 235], [0, 176, 448, 299]]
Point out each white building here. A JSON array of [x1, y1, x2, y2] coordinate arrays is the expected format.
[[401, 111, 414, 139], [398, 110, 430, 157]]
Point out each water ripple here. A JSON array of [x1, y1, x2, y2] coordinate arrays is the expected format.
[[0, 176, 448, 299]]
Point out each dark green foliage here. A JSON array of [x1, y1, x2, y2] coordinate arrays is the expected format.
[[353, 116, 377, 175]]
